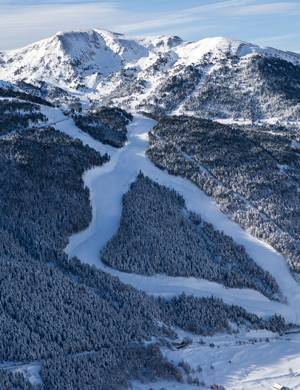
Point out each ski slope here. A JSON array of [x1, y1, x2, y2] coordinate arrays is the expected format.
[[44, 107, 300, 389], [42, 107, 300, 325]]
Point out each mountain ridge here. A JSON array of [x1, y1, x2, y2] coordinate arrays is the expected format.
[[1, 28, 300, 124]]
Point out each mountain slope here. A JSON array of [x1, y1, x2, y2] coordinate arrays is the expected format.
[[1, 29, 300, 124], [1, 29, 300, 389], [0, 30, 180, 90]]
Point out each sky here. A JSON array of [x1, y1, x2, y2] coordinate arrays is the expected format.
[[0, 0, 299, 52]]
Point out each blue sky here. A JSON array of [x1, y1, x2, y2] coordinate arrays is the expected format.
[[0, 0, 299, 52]]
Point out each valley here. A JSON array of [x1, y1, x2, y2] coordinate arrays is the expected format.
[[0, 28, 299, 389]]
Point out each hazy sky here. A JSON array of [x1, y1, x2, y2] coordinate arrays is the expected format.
[[0, 0, 299, 52]]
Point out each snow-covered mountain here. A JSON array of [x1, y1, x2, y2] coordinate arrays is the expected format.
[[1, 28, 300, 123], [0, 30, 181, 90], [1, 28, 300, 389]]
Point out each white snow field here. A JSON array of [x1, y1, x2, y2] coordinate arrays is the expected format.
[[134, 329, 300, 390], [45, 107, 300, 389]]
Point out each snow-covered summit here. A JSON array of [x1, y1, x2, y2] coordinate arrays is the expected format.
[[137, 34, 183, 51], [1, 30, 124, 85], [175, 35, 300, 65], [1, 28, 300, 124], [0, 29, 181, 85], [2, 28, 299, 86]]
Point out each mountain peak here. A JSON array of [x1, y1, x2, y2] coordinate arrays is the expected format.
[[1, 28, 300, 107], [175, 35, 300, 65]]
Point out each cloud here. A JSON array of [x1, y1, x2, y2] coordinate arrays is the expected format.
[[252, 33, 300, 53], [118, 0, 300, 34], [0, 0, 101, 3], [0, 0, 299, 52], [118, 0, 245, 34], [0, 2, 127, 49], [227, 2, 300, 16], [255, 33, 300, 44]]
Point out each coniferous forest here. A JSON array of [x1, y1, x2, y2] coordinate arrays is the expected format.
[[0, 26, 299, 389], [0, 96, 289, 388]]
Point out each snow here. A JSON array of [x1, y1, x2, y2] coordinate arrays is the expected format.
[[2, 28, 300, 102], [40, 107, 116, 157], [41, 107, 300, 389], [41, 108, 300, 324], [2, 28, 300, 131], [172, 62, 220, 115], [136, 34, 183, 52], [137, 330, 300, 389], [2, 28, 300, 388], [175, 36, 235, 64], [171, 35, 300, 66], [0, 29, 153, 87]]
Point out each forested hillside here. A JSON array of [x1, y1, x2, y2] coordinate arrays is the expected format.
[[73, 106, 132, 147], [102, 173, 281, 300], [0, 125, 178, 388], [0, 99, 47, 136], [147, 116, 300, 273], [1, 27, 299, 389], [0, 110, 289, 388]]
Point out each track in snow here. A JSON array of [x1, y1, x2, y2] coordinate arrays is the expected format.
[[43, 107, 300, 325]]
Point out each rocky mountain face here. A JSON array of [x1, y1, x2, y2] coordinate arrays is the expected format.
[[1, 29, 300, 125]]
